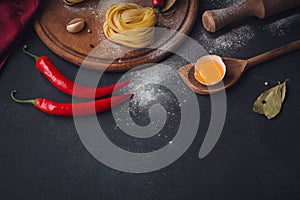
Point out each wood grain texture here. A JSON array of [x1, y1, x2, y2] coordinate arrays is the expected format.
[[178, 40, 300, 95], [178, 58, 247, 95], [202, 0, 300, 32], [34, 0, 199, 71]]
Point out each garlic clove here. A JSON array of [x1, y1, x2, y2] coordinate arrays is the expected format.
[[66, 18, 85, 33]]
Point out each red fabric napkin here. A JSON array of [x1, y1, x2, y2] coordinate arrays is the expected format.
[[0, 0, 39, 69]]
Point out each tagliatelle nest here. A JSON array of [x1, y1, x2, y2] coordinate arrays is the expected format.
[[103, 3, 156, 48]]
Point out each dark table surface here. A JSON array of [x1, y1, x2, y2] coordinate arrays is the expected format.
[[1, 0, 300, 199]]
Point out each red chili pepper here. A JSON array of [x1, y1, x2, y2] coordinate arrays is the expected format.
[[22, 45, 129, 99], [152, 0, 164, 12], [10, 90, 133, 116]]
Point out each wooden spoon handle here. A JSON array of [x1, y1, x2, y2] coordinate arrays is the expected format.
[[202, 0, 263, 32], [246, 40, 300, 69]]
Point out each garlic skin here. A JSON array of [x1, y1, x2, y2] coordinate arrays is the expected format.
[[66, 18, 85, 33]]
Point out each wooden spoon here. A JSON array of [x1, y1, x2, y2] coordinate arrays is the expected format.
[[178, 40, 300, 95]]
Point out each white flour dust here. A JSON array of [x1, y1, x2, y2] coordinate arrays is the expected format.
[[263, 14, 300, 37], [202, 0, 246, 9], [197, 25, 255, 54], [112, 65, 187, 130], [124, 66, 175, 107], [198, 0, 300, 55]]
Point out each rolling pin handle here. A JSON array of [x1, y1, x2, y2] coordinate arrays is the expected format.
[[202, 0, 263, 32]]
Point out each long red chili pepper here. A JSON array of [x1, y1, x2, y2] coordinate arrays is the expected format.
[[10, 90, 133, 116], [22, 45, 129, 99], [152, 0, 164, 12]]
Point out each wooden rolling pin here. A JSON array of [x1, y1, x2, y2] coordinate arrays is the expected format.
[[202, 0, 300, 32]]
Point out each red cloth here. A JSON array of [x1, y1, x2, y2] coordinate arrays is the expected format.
[[0, 0, 39, 68]]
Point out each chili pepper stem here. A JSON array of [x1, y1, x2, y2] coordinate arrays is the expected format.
[[154, 7, 161, 13], [22, 45, 40, 62], [10, 90, 37, 105]]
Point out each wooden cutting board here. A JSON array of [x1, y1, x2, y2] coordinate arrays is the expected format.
[[34, 0, 199, 72]]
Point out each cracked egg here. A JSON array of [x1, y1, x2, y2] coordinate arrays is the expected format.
[[194, 55, 226, 86]]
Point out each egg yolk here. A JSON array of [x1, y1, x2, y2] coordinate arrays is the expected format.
[[194, 61, 224, 85]]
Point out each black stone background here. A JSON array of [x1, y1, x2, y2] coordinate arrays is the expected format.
[[1, 0, 300, 199]]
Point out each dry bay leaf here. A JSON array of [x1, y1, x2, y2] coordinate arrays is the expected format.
[[253, 81, 287, 119]]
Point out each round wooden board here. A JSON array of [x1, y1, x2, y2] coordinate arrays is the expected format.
[[34, 0, 199, 72]]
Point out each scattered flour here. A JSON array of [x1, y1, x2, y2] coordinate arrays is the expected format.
[[198, 0, 300, 54], [196, 25, 255, 54], [111, 65, 186, 132], [202, 0, 246, 9], [122, 65, 175, 107], [63, 2, 98, 13], [263, 14, 300, 37]]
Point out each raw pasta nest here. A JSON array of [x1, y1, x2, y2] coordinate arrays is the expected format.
[[103, 3, 156, 48]]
